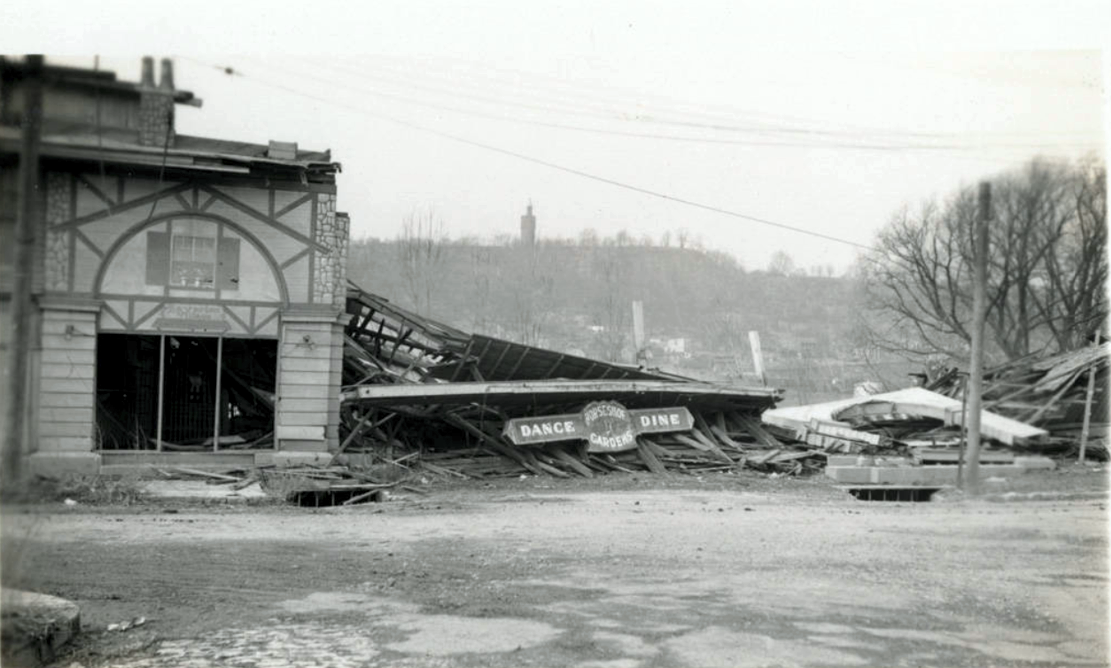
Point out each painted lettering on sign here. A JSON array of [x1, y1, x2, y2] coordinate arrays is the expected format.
[[582, 401, 636, 453], [502, 403, 694, 452], [631, 408, 694, 434], [517, 420, 578, 439]]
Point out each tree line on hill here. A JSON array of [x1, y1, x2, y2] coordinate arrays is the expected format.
[[347, 216, 859, 369]]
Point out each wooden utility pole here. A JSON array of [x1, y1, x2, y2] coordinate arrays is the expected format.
[[1078, 361, 1097, 463], [963, 182, 991, 495], [956, 372, 969, 488], [631, 300, 646, 366], [2, 55, 44, 488], [748, 331, 766, 385]]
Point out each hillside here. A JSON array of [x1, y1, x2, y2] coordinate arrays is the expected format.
[[346, 236, 886, 395]]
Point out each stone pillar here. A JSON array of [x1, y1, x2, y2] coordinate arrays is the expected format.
[[29, 297, 102, 476], [274, 308, 346, 466]]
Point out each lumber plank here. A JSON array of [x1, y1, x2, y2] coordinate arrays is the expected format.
[[636, 439, 668, 475], [737, 414, 783, 449], [549, 446, 594, 478]]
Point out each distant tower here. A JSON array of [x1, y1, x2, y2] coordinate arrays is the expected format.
[[520, 202, 536, 247]]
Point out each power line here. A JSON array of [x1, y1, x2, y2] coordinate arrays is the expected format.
[[236, 56, 1086, 162], [183, 56, 875, 250], [236, 56, 976, 153], [347, 54, 1100, 143]]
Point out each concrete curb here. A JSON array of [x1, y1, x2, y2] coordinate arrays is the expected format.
[[138, 480, 272, 505], [933, 489, 1109, 503], [1, 588, 81, 667], [981, 490, 1109, 503]]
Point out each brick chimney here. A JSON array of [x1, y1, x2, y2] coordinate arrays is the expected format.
[[138, 56, 175, 147]]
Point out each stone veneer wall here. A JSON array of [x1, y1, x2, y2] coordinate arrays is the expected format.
[[44, 172, 72, 292], [311, 194, 349, 307]]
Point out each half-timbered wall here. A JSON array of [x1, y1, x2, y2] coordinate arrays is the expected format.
[[33, 168, 348, 466]]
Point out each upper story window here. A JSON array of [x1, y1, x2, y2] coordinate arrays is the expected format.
[[171, 234, 217, 288], [145, 219, 239, 291]]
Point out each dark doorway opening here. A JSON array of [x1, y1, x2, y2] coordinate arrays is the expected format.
[[96, 333, 277, 450]]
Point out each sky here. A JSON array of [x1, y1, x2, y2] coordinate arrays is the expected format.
[[5, 1, 1108, 274]]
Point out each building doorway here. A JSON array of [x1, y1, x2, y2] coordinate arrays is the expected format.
[[96, 333, 277, 451]]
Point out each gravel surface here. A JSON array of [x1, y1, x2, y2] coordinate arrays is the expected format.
[[2, 466, 1107, 667]]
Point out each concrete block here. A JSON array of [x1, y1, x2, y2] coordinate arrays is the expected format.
[[870, 464, 1025, 485], [253, 451, 277, 467], [0, 588, 81, 667], [978, 464, 1026, 477], [1014, 456, 1056, 470], [824, 466, 874, 483], [276, 425, 325, 440], [872, 456, 909, 467], [27, 452, 102, 478], [870, 466, 954, 485], [278, 439, 329, 452], [272, 452, 332, 468]]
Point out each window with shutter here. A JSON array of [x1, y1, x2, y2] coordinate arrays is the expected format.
[[145, 222, 240, 291]]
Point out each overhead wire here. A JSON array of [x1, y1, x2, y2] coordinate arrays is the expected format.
[[182, 56, 876, 250], [235, 56, 981, 153], [347, 54, 1099, 143], [236, 55, 1088, 162], [260, 56, 1096, 161]]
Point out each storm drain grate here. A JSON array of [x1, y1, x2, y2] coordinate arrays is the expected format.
[[847, 486, 941, 502], [291, 489, 387, 507]]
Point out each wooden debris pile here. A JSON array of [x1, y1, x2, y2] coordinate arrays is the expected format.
[[926, 342, 1109, 458], [154, 464, 426, 505], [760, 386, 1051, 462], [338, 407, 826, 480], [333, 283, 809, 479]]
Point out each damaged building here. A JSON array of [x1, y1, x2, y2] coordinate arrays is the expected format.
[[0, 57, 349, 475], [2, 56, 790, 484]]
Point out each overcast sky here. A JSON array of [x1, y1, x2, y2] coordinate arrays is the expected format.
[[6, 1, 1108, 273]]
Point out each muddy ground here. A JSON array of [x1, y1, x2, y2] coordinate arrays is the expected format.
[[2, 466, 1108, 668]]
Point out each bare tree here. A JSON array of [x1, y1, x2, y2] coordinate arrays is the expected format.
[[861, 157, 1107, 362], [397, 208, 448, 317], [500, 241, 555, 346], [768, 250, 796, 276]]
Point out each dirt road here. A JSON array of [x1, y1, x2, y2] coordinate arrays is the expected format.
[[2, 472, 1107, 667]]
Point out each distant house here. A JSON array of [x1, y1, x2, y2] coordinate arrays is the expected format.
[[0, 57, 349, 476], [663, 337, 686, 355]]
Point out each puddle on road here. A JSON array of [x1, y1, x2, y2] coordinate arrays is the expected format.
[[275, 591, 562, 657], [666, 627, 870, 668], [112, 622, 380, 668], [276, 591, 421, 616], [860, 626, 1077, 663], [385, 614, 561, 655], [592, 630, 659, 658]]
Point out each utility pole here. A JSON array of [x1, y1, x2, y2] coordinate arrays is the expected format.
[[631, 300, 646, 366], [963, 181, 991, 495], [1078, 360, 1097, 463], [748, 331, 766, 385], [2, 55, 44, 488]]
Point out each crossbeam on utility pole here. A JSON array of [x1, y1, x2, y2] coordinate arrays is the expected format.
[[2, 55, 44, 488], [963, 181, 991, 496]]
